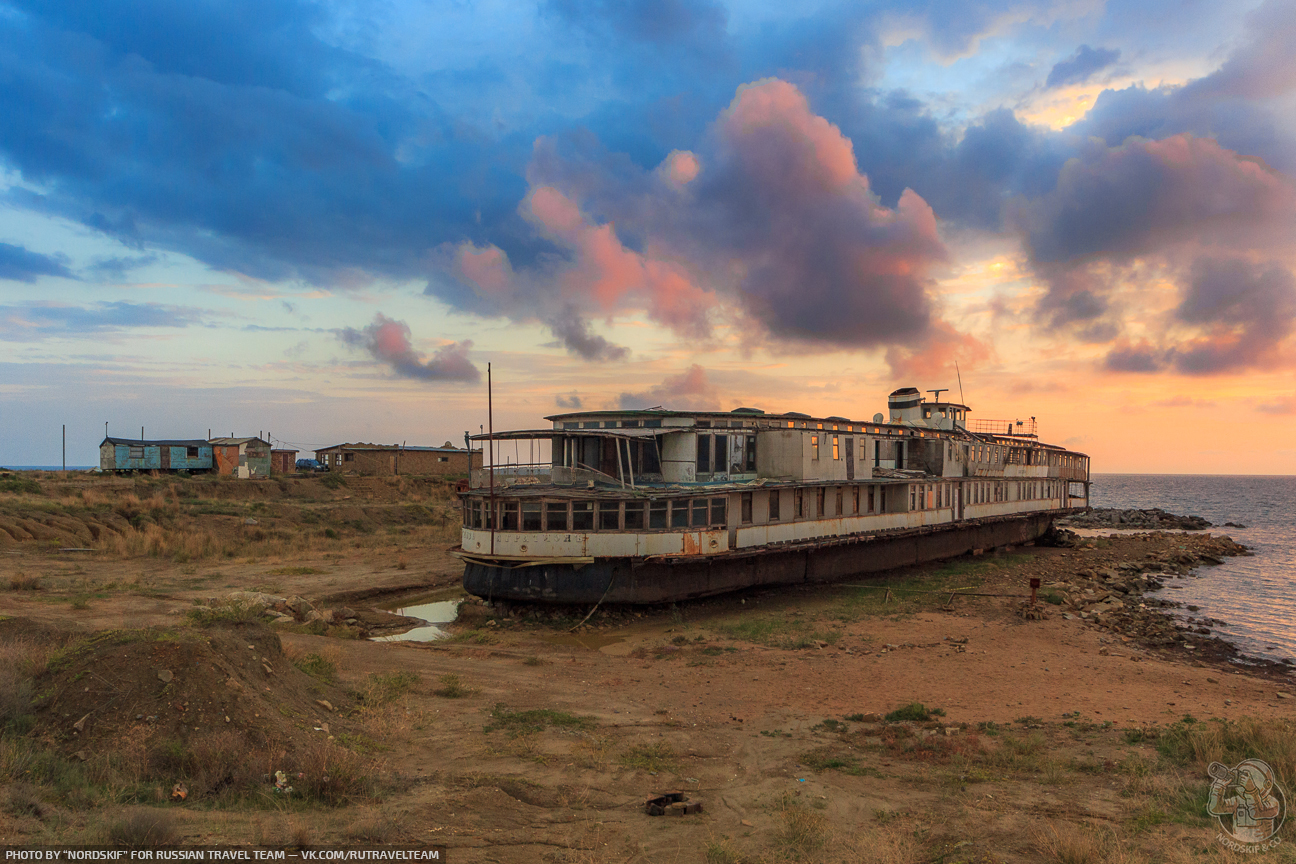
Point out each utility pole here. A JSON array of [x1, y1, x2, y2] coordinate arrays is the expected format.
[[62, 425, 66, 473]]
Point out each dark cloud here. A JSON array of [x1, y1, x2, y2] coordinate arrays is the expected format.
[[0, 242, 73, 282], [454, 80, 951, 352], [1103, 343, 1164, 373], [337, 314, 480, 383], [1181, 0, 1296, 101], [1046, 45, 1120, 89], [546, 309, 630, 361], [1169, 257, 1296, 374], [555, 393, 583, 409], [618, 364, 717, 409], [84, 254, 158, 281], [0, 300, 201, 340]]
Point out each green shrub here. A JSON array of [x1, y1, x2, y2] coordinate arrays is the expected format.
[[885, 702, 945, 723]]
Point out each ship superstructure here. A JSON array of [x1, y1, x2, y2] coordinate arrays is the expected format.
[[454, 387, 1090, 604]]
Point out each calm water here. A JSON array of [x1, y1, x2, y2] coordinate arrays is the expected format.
[[1090, 474, 1296, 663]]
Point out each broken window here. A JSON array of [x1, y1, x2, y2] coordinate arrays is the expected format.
[[852, 486, 860, 514], [714, 434, 728, 473], [598, 501, 619, 531], [710, 498, 726, 526], [816, 487, 826, 517], [624, 502, 645, 530], [671, 501, 690, 529], [745, 436, 757, 472], [545, 502, 568, 531], [500, 502, 519, 531], [650, 501, 668, 529], [696, 434, 711, 474], [522, 502, 542, 531], [811, 435, 819, 461], [834, 487, 843, 516], [187, 447, 199, 458], [344, 453, 354, 462], [795, 489, 804, 518], [769, 490, 780, 522], [867, 485, 875, 513], [741, 492, 753, 524], [572, 502, 594, 531], [128, 446, 144, 459], [691, 500, 709, 528]]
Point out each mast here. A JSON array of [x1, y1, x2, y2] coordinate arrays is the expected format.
[[488, 362, 495, 556]]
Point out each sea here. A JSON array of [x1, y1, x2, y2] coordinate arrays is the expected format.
[[1090, 474, 1296, 664]]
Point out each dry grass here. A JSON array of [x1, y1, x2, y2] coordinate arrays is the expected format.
[[1030, 822, 1143, 864]]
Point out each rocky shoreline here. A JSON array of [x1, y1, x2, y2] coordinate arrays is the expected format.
[[1041, 528, 1293, 674], [1058, 507, 1219, 530]]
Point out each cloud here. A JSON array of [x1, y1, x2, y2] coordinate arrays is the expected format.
[[0, 242, 73, 282], [337, 314, 480, 383], [1046, 45, 1120, 89], [1257, 395, 1296, 414], [618, 364, 717, 409], [1169, 257, 1296, 374], [546, 309, 630, 362], [1103, 342, 1164, 373], [556, 393, 583, 409], [448, 79, 953, 354], [1149, 395, 1217, 408], [1182, 0, 1296, 101], [0, 301, 201, 340], [84, 254, 158, 281]]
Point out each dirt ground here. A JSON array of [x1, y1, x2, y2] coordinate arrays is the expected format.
[[2, 473, 1295, 862]]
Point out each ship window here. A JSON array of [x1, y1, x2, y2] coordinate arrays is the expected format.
[[692, 500, 709, 527], [816, 487, 826, 517], [811, 435, 820, 461], [625, 502, 645, 530], [621, 419, 641, 428], [769, 490, 780, 522], [572, 501, 594, 531], [697, 420, 711, 428], [671, 501, 690, 529], [710, 498, 726, 526], [696, 434, 711, 474], [522, 502, 541, 531], [599, 501, 620, 530], [835, 487, 843, 516], [745, 436, 756, 472], [649, 501, 668, 529], [741, 492, 752, 524], [545, 502, 568, 531], [714, 434, 728, 473], [852, 486, 859, 514], [832, 436, 840, 460], [867, 485, 875, 513], [817, 423, 824, 430], [500, 502, 519, 531], [645, 419, 662, 428], [563, 422, 579, 429], [795, 489, 804, 518], [787, 421, 794, 428]]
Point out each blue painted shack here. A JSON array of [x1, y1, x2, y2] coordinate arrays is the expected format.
[[99, 437, 213, 473]]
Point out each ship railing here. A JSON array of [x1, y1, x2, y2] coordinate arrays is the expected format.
[[970, 418, 1038, 437], [470, 463, 623, 489]]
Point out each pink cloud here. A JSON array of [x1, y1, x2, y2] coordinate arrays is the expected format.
[[338, 313, 479, 383]]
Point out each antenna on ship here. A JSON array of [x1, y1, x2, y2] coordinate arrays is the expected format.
[[488, 362, 495, 558], [955, 362, 965, 406]]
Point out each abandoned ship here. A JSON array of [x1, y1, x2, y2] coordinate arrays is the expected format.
[[454, 387, 1091, 604]]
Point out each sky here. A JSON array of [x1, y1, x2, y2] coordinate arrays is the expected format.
[[2, 0, 1295, 473]]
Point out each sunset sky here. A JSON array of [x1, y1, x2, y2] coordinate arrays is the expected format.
[[2, 0, 1295, 473]]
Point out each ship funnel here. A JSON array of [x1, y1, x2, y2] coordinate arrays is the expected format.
[[888, 386, 922, 424]]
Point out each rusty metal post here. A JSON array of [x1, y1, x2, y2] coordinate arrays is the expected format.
[[1029, 577, 1040, 605]]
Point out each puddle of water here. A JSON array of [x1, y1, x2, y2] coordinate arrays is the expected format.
[[372, 599, 462, 643]]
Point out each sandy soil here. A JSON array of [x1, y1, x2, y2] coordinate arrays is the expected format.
[[2, 476, 1294, 862]]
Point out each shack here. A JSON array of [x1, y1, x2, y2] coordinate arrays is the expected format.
[[99, 438, 212, 473], [209, 437, 272, 478], [270, 449, 298, 474], [314, 443, 481, 476]]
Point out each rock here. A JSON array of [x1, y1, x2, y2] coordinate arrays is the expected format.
[[286, 596, 314, 618], [316, 699, 335, 712], [305, 609, 324, 623], [228, 590, 287, 608], [335, 606, 356, 619], [74, 750, 88, 762], [157, 669, 174, 683], [244, 517, 259, 526], [1278, 693, 1291, 700]]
